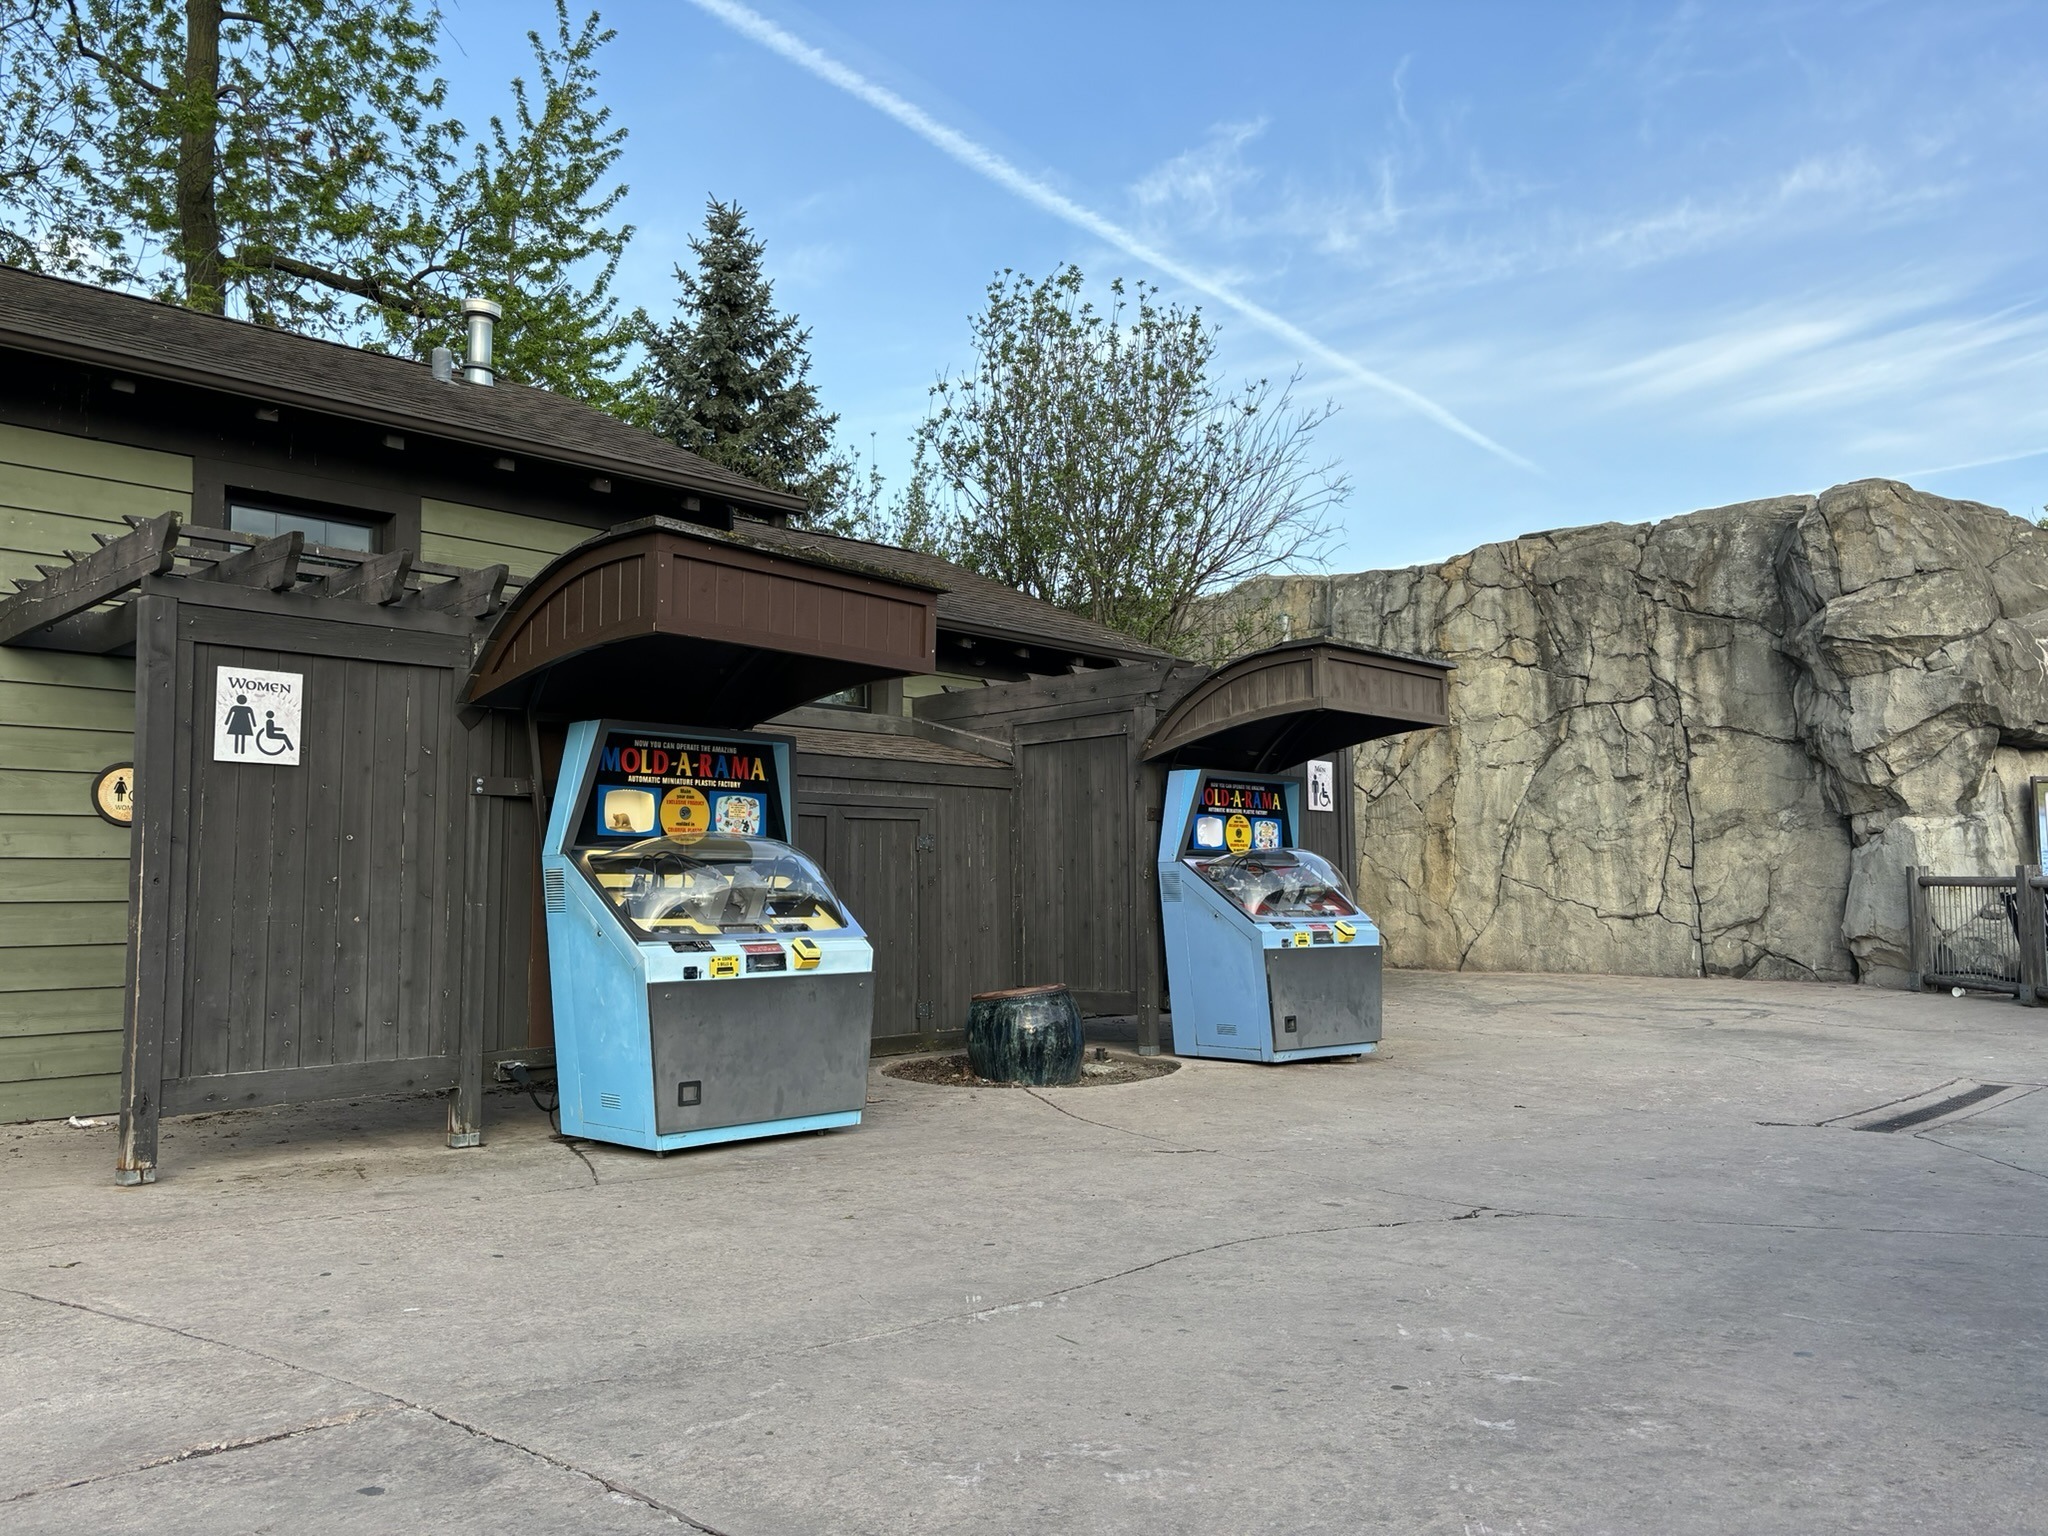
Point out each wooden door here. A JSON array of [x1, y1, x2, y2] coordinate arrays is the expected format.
[[800, 802, 935, 1053], [176, 643, 460, 1085], [1015, 729, 1133, 1009]]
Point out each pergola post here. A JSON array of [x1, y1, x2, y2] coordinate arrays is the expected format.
[[115, 595, 178, 1184]]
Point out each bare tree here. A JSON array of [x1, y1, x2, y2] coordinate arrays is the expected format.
[[889, 265, 1346, 654]]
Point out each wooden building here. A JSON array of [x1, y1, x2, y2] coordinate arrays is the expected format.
[[0, 267, 1447, 1175]]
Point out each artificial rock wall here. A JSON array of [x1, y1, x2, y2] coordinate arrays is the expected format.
[[1220, 481, 2048, 985]]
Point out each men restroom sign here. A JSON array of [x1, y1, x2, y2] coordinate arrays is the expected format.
[[213, 666, 302, 765], [1306, 758, 1335, 812]]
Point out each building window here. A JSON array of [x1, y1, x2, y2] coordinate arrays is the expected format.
[[228, 501, 379, 552], [812, 684, 872, 711]]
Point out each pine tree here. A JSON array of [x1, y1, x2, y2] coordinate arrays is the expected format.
[[640, 199, 843, 509]]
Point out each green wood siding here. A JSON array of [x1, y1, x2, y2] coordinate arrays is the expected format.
[[0, 425, 185, 1121], [420, 498, 589, 580]]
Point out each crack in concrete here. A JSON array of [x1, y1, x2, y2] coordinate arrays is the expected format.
[[1362, 1184, 2048, 1240], [0, 1286, 730, 1532], [1915, 1131, 2048, 1184], [554, 1135, 602, 1186], [760, 1206, 1536, 1363], [0, 1404, 394, 1506], [1017, 1086, 1215, 1152]]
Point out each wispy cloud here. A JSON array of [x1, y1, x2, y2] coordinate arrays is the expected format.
[[1586, 291, 1916, 402], [1725, 302, 2048, 420], [1131, 119, 1270, 236], [776, 241, 852, 289], [1146, 136, 1946, 305], [1900, 445, 2048, 480], [1506, 274, 2048, 418], [681, 0, 1536, 472]]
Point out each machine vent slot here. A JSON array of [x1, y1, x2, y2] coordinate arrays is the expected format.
[[544, 867, 566, 912], [1161, 870, 1181, 902], [599, 1091, 623, 1111]]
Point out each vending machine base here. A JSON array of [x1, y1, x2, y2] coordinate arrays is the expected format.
[[544, 719, 877, 1153], [1157, 767, 1383, 1063]]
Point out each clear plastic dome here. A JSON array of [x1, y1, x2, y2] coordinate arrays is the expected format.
[[1188, 847, 1360, 920], [581, 835, 849, 935]]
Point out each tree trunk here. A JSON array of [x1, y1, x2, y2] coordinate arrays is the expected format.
[[176, 0, 225, 310]]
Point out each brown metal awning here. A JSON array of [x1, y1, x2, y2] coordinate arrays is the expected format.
[[1144, 638, 1451, 772], [466, 517, 939, 724]]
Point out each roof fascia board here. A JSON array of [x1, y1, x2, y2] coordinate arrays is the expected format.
[[589, 516, 947, 595], [938, 612, 1167, 665], [0, 326, 810, 515]]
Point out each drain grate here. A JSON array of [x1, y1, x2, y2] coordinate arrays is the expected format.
[[1855, 1081, 2009, 1133]]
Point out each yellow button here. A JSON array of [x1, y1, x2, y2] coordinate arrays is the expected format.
[[790, 937, 821, 970], [709, 954, 740, 979], [1334, 921, 1355, 943]]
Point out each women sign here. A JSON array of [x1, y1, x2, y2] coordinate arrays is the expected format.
[[213, 666, 303, 765]]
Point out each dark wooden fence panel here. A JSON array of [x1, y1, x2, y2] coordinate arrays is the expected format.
[[840, 806, 928, 1046], [1015, 726, 1134, 1009], [1283, 745, 1356, 886], [796, 752, 1014, 1051], [174, 642, 462, 1086], [117, 580, 490, 1180], [796, 810, 829, 864], [465, 710, 540, 1058], [915, 673, 1176, 1033]]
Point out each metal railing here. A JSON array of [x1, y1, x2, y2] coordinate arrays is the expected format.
[[1908, 866, 2048, 1003]]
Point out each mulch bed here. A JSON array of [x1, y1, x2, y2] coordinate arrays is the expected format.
[[882, 1050, 1180, 1089]]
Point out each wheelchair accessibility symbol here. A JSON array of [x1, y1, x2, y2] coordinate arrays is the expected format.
[[213, 666, 303, 766]]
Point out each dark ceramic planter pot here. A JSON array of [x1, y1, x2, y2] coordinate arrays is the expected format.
[[965, 984, 1084, 1086]]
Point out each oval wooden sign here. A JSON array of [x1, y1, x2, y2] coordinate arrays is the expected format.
[[90, 762, 136, 826]]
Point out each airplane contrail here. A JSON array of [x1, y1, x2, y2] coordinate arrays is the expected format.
[[684, 0, 1537, 472]]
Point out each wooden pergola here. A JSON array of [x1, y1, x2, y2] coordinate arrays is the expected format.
[[0, 511, 510, 655], [1, 514, 519, 1183], [0, 513, 942, 1183]]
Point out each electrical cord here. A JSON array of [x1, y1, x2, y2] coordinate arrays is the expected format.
[[504, 1061, 560, 1132]]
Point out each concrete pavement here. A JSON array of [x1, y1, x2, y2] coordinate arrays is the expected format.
[[3, 971, 2044, 1534]]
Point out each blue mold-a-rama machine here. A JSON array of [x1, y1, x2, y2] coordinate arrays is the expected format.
[[1157, 768, 1382, 1062], [544, 719, 873, 1151]]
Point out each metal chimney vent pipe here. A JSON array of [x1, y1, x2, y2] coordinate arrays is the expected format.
[[461, 297, 501, 386]]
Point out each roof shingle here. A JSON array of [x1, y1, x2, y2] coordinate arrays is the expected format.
[[0, 265, 805, 512], [0, 265, 1169, 666], [736, 520, 1170, 664]]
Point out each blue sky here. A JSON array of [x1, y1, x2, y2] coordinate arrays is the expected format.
[[445, 1, 2048, 571]]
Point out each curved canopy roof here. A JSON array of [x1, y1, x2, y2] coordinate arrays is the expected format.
[[467, 518, 938, 725], [1144, 639, 1451, 772], [738, 519, 1171, 667]]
